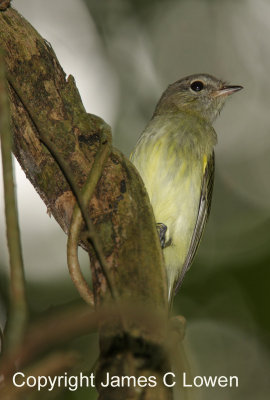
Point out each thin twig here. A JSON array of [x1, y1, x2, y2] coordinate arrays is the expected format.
[[7, 73, 118, 301], [39, 133, 118, 301], [67, 133, 111, 305], [0, 52, 27, 350], [67, 207, 94, 305]]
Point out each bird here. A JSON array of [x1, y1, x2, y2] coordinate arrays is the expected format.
[[130, 73, 242, 304]]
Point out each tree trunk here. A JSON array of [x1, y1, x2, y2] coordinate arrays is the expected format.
[[0, 5, 172, 399]]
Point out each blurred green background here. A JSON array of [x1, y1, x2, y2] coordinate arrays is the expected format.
[[0, 0, 270, 399]]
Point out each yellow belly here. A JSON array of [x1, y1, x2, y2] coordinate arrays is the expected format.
[[132, 133, 203, 295]]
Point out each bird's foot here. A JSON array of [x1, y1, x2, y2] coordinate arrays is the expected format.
[[156, 222, 172, 249]]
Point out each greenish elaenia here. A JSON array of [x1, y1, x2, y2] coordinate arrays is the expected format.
[[131, 73, 242, 304]]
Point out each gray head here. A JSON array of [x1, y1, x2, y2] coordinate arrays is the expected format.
[[154, 73, 243, 123]]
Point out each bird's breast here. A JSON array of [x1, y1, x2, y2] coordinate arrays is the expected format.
[[131, 118, 213, 264]]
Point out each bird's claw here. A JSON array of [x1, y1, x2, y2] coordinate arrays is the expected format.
[[156, 222, 172, 249]]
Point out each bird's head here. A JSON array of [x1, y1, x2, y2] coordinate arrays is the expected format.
[[154, 73, 243, 123]]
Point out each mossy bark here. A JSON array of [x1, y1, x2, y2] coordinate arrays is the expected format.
[[0, 6, 172, 400]]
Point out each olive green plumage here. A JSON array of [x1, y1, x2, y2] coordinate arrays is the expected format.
[[131, 74, 242, 302]]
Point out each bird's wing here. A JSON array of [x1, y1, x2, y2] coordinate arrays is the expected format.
[[174, 151, 215, 293]]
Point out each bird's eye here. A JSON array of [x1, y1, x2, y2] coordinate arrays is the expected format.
[[190, 81, 204, 92]]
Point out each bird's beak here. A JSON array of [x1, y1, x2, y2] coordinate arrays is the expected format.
[[212, 85, 243, 98]]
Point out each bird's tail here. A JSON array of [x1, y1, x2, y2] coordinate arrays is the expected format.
[[167, 275, 178, 310]]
